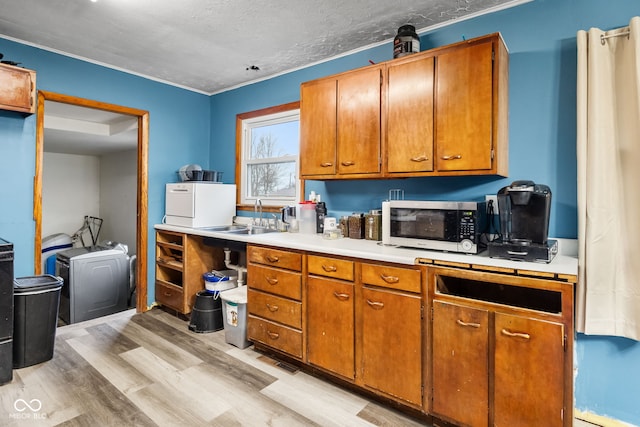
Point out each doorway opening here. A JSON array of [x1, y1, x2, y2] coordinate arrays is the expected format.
[[33, 91, 149, 314]]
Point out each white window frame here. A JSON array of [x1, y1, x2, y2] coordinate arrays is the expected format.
[[239, 107, 300, 207]]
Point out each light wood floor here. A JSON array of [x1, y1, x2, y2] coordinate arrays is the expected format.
[[1, 308, 430, 427]]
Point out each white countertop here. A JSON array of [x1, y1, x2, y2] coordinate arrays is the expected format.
[[155, 223, 578, 277]]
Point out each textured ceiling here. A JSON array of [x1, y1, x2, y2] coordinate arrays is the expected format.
[[0, 0, 527, 95]]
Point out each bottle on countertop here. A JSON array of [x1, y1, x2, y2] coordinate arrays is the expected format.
[[315, 202, 326, 234]]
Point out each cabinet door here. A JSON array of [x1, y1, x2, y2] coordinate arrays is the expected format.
[[432, 300, 489, 427], [361, 287, 422, 405], [386, 55, 434, 173], [494, 312, 565, 427], [0, 64, 35, 114], [337, 66, 381, 175], [435, 40, 493, 172], [307, 276, 355, 379], [300, 78, 337, 177]]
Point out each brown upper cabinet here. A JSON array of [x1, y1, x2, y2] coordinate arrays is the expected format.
[[300, 33, 508, 180], [0, 63, 36, 114], [300, 65, 383, 178]]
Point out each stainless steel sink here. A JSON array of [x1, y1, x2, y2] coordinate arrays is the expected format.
[[224, 226, 278, 235], [198, 225, 249, 232]]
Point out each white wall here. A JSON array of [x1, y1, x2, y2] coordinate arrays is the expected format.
[[42, 152, 100, 242], [100, 149, 137, 254], [42, 150, 137, 254]]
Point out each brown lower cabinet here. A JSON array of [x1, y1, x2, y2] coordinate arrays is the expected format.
[[429, 266, 573, 427], [245, 244, 575, 426]]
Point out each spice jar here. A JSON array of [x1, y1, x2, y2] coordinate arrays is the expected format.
[[365, 209, 382, 241], [348, 213, 365, 239], [339, 216, 350, 237]]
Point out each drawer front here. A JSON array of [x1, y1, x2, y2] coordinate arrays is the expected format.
[[248, 289, 302, 329], [247, 315, 303, 358], [308, 255, 355, 281], [248, 246, 302, 271], [361, 263, 421, 293], [155, 281, 185, 312], [248, 264, 302, 300]]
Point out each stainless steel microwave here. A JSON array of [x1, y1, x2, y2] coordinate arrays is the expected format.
[[381, 200, 487, 254]]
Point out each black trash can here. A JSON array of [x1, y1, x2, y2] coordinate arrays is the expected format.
[[13, 275, 62, 368], [188, 291, 223, 333]]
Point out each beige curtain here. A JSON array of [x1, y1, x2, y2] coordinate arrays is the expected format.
[[576, 17, 640, 341]]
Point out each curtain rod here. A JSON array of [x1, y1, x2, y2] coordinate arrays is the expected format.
[[600, 30, 630, 45]]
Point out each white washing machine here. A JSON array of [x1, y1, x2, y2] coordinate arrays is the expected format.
[[56, 244, 129, 324]]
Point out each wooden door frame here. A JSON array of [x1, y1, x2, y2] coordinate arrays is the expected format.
[[34, 91, 149, 312]]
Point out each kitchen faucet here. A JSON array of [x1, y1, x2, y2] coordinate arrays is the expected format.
[[254, 198, 263, 227]]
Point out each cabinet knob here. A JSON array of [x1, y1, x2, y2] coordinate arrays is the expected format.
[[501, 328, 530, 340], [410, 155, 429, 162], [341, 161, 355, 166], [267, 331, 280, 340], [441, 154, 462, 161], [456, 319, 481, 328], [320, 162, 333, 167], [265, 276, 279, 285], [322, 264, 338, 272], [366, 299, 384, 309], [266, 255, 280, 263], [266, 303, 279, 312], [333, 291, 350, 301], [380, 274, 399, 284]]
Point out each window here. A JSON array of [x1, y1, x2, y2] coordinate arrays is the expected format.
[[236, 102, 300, 209]]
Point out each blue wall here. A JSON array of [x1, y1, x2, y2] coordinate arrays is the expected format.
[[0, 39, 211, 304], [209, 0, 640, 424], [1, 0, 639, 423]]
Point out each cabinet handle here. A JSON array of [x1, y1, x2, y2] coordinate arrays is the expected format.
[[441, 154, 462, 160], [333, 291, 350, 301], [341, 161, 355, 166], [410, 155, 428, 162], [366, 299, 384, 309], [265, 276, 279, 285], [380, 273, 399, 284], [320, 162, 333, 167], [501, 328, 531, 340], [456, 319, 481, 328], [322, 264, 337, 272], [266, 255, 280, 263], [267, 331, 280, 340], [266, 303, 279, 312], [163, 291, 172, 297]]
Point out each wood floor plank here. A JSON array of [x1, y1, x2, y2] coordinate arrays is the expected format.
[[66, 331, 152, 395], [119, 346, 231, 422], [129, 311, 278, 391], [112, 316, 204, 371]]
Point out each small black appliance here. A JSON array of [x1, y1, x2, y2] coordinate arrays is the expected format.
[[489, 180, 557, 263]]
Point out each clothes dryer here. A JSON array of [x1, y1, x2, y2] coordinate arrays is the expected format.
[[56, 245, 129, 324]]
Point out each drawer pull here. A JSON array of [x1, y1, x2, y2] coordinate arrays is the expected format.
[[366, 299, 384, 309], [265, 276, 279, 285], [501, 328, 531, 340], [163, 291, 172, 296], [320, 162, 333, 167], [410, 155, 428, 162], [380, 273, 399, 284], [266, 255, 280, 263], [441, 154, 462, 161], [456, 319, 481, 328], [333, 292, 350, 301], [341, 161, 355, 166], [322, 264, 338, 272], [266, 303, 279, 312], [267, 331, 280, 340]]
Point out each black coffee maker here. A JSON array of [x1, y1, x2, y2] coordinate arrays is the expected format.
[[488, 180, 558, 262]]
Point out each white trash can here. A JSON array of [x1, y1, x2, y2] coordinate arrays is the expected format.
[[220, 286, 251, 349]]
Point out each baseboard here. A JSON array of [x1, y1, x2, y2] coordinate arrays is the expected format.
[[575, 409, 636, 427]]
